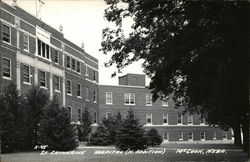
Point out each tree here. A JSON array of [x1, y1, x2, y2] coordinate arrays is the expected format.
[[25, 86, 49, 149], [115, 109, 147, 151], [145, 128, 163, 147], [40, 97, 78, 151], [0, 83, 27, 152], [101, 1, 249, 153], [89, 123, 112, 146], [78, 107, 92, 142]]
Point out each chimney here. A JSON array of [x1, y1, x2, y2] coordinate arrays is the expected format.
[[81, 41, 85, 50], [12, 0, 18, 7], [59, 24, 63, 33]]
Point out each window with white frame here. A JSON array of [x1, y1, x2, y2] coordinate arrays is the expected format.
[[76, 61, 80, 73], [54, 50, 59, 64], [39, 71, 46, 88], [179, 132, 183, 140], [85, 87, 89, 100], [66, 56, 71, 68], [2, 58, 11, 79], [106, 92, 113, 104], [177, 97, 184, 106], [37, 39, 50, 59], [162, 96, 169, 107], [124, 93, 135, 105], [23, 33, 29, 51], [66, 80, 72, 95], [67, 107, 72, 120], [72, 58, 76, 71], [177, 114, 182, 125], [163, 114, 168, 124], [200, 132, 205, 140], [54, 75, 60, 91], [163, 133, 169, 141], [78, 108, 82, 121], [188, 114, 193, 125], [2, 24, 10, 43], [200, 115, 205, 125], [106, 112, 113, 119], [188, 132, 193, 140], [146, 94, 152, 106], [93, 112, 97, 124], [23, 65, 30, 83], [93, 90, 97, 102], [77, 83, 81, 97], [146, 113, 152, 124]]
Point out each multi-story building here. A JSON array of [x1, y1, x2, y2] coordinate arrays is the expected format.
[[99, 73, 232, 142], [0, 1, 99, 124]]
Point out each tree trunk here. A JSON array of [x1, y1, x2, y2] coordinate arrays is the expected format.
[[242, 117, 249, 156], [233, 125, 242, 146]]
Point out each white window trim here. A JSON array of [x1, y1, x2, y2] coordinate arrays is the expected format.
[[162, 101, 168, 107], [124, 93, 136, 105], [163, 133, 169, 141], [76, 61, 81, 74], [36, 39, 51, 61], [66, 79, 72, 95], [54, 75, 61, 92], [200, 132, 206, 141], [23, 64, 31, 84], [146, 94, 152, 106], [2, 57, 12, 80], [179, 132, 183, 141], [177, 114, 183, 125], [163, 114, 168, 125], [39, 70, 47, 89], [188, 132, 193, 141], [106, 92, 113, 105], [2, 23, 11, 45], [54, 50, 59, 65], [23, 33, 29, 52], [71, 58, 76, 71], [77, 83, 81, 98], [66, 56, 71, 69], [188, 114, 193, 125], [146, 113, 152, 125]]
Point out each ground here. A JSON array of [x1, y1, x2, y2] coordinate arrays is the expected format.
[[1, 144, 249, 162]]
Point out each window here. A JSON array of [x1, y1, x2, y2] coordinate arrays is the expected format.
[[93, 70, 96, 81], [106, 112, 113, 119], [76, 61, 80, 73], [67, 80, 72, 95], [163, 114, 168, 124], [162, 96, 169, 107], [213, 132, 217, 140], [2, 58, 11, 79], [77, 83, 81, 97], [163, 133, 169, 141], [177, 97, 184, 106], [223, 132, 227, 140], [40, 71, 46, 88], [106, 92, 113, 104], [200, 132, 205, 140], [85, 87, 89, 100], [67, 107, 72, 120], [23, 34, 29, 51], [54, 50, 59, 64], [37, 39, 50, 59], [85, 66, 88, 75], [188, 114, 193, 125], [179, 132, 183, 140], [78, 108, 82, 122], [124, 93, 135, 105], [188, 132, 193, 141], [93, 90, 97, 102], [66, 56, 71, 68], [93, 112, 97, 124], [72, 58, 76, 71], [177, 114, 182, 125], [146, 113, 152, 124], [146, 94, 152, 106], [54, 75, 60, 91], [2, 24, 10, 43], [23, 65, 30, 83], [200, 115, 205, 125]]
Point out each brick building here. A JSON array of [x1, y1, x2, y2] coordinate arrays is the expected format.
[[99, 74, 232, 142], [1, 1, 232, 142], [0, 1, 98, 125]]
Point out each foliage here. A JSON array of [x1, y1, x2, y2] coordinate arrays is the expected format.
[[40, 97, 78, 151], [115, 109, 147, 151], [145, 128, 162, 147], [78, 107, 92, 142]]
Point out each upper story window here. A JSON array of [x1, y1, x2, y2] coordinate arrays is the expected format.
[[106, 92, 113, 104], [188, 132, 193, 140], [23, 34, 29, 51], [2, 24, 10, 43], [72, 58, 76, 71], [66, 80, 72, 95], [37, 39, 50, 59], [76, 61, 81, 73], [177, 97, 184, 106], [39, 71, 46, 88], [163, 114, 168, 124], [66, 56, 71, 68], [200, 115, 205, 125], [77, 83, 81, 97], [124, 93, 135, 105], [54, 75, 60, 92], [93, 90, 97, 102], [162, 96, 169, 107], [93, 70, 96, 81], [93, 112, 97, 124], [2, 58, 11, 79], [177, 114, 182, 125], [78, 108, 82, 122], [188, 114, 193, 125], [54, 50, 59, 64], [23, 65, 31, 84], [146, 113, 152, 124], [146, 94, 152, 106]]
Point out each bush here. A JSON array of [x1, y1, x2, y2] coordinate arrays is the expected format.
[[89, 124, 112, 145], [145, 128, 163, 147]]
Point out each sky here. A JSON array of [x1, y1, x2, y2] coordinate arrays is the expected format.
[[3, 0, 149, 85]]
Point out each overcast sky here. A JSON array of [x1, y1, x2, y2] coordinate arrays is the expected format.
[[3, 0, 149, 85]]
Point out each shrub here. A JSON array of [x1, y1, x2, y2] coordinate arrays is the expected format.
[[145, 128, 163, 147]]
